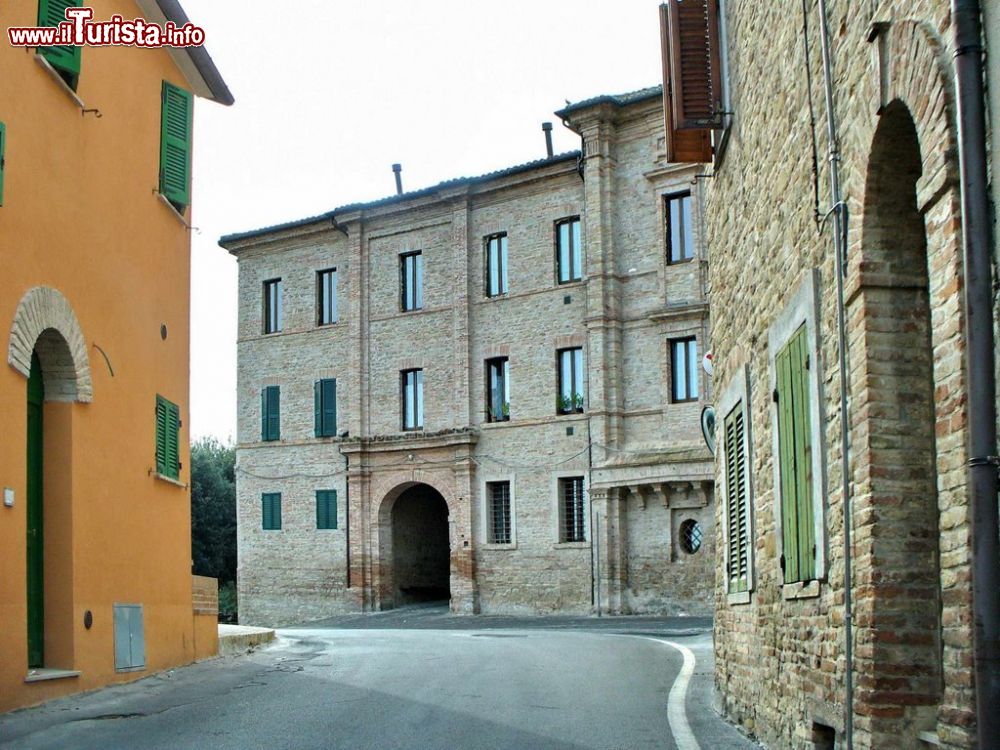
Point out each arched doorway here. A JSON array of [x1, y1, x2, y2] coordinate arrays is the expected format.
[[855, 99, 942, 734], [390, 484, 450, 606]]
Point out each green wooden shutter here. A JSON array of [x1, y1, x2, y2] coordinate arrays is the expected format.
[[262, 386, 280, 441], [775, 325, 815, 583], [38, 0, 82, 89], [724, 403, 748, 592], [316, 490, 337, 530], [0, 121, 6, 207], [159, 81, 193, 210]]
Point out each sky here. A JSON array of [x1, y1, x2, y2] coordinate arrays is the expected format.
[[185, 0, 666, 442]]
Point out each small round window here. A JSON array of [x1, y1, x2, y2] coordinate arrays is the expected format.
[[679, 519, 703, 554]]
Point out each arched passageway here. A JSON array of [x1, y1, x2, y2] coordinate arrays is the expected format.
[[391, 484, 450, 605]]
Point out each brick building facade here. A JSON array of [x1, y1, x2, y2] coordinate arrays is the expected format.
[[220, 88, 716, 626], [681, 1, 995, 748]]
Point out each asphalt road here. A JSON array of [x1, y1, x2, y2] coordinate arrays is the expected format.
[[1, 608, 759, 750]]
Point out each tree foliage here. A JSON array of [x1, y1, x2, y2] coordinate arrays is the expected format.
[[190, 437, 237, 586]]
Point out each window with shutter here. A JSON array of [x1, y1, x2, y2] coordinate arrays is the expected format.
[[0, 121, 6, 207], [314, 378, 338, 437], [316, 490, 337, 530], [724, 402, 749, 592], [159, 81, 193, 212], [261, 386, 280, 442], [775, 325, 815, 583], [37, 0, 82, 90], [659, 0, 723, 163], [155, 395, 181, 480], [261, 493, 281, 530]]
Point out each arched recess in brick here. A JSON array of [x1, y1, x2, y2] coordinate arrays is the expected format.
[[8, 286, 93, 403]]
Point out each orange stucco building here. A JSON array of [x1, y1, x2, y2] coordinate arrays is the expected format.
[[0, 0, 231, 712]]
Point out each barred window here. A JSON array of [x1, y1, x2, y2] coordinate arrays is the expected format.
[[559, 477, 586, 543], [487, 481, 512, 544]]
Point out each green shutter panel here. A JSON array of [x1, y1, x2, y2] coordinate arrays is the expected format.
[[0, 121, 6, 207], [790, 327, 815, 581], [159, 81, 193, 209], [314, 381, 322, 437], [322, 379, 337, 436], [155, 396, 168, 476], [776, 342, 800, 584], [38, 0, 82, 88]]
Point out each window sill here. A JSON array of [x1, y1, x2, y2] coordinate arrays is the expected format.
[[156, 193, 190, 227], [154, 472, 187, 489], [554, 541, 589, 550], [727, 591, 752, 606], [25, 668, 81, 684], [34, 54, 85, 109], [782, 580, 821, 600]]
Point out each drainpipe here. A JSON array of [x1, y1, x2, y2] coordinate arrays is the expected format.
[[816, 1, 854, 747], [952, 1, 1000, 744]]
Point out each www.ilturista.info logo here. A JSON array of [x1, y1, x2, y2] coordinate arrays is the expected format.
[[8, 7, 205, 48]]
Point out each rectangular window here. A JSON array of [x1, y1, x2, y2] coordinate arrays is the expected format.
[[487, 481, 512, 544], [485, 233, 508, 296], [263, 279, 282, 334], [556, 217, 582, 283], [671, 337, 699, 402], [314, 378, 337, 437], [775, 325, 815, 583], [401, 369, 424, 430], [485, 357, 510, 423], [0, 120, 6, 207], [155, 395, 180, 480], [159, 81, 193, 212], [316, 490, 338, 530], [261, 385, 280, 441], [724, 401, 750, 593], [400, 251, 423, 311], [665, 192, 695, 263], [559, 477, 586, 543], [317, 268, 338, 325], [557, 347, 584, 414], [38, 0, 82, 91], [262, 492, 282, 530]]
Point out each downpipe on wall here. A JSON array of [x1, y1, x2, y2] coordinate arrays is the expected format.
[[951, 1, 1000, 745], [814, 1, 855, 747]]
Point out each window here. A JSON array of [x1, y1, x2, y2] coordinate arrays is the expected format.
[[485, 357, 510, 423], [38, 0, 82, 90], [400, 251, 423, 311], [485, 233, 508, 296], [155, 395, 180, 480], [261, 493, 281, 530], [314, 378, 337, 437], [316, 490, 337, 530], [401, 369, 423, 430], [557, 347, 584, 414], [159, 81, 193, 212], [263, 279, 282, 334], [556, 217, 582, 283], [775, 324, 815, 583], [0, 121, 6, 207], [261, 385, 280, 441], [317, 268, 338, 325], [487, 481, 512, 544], [671, 337, 699, 402], [559, 477, 586, 543], [665, 192, 695, 263], [723, 400, 750, 592], [679, 519, 703, 554]]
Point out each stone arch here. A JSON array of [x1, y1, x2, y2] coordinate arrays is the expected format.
[[8, 286, 92, 403]]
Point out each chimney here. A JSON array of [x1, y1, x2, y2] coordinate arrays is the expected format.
[[392, 163, 403, 195], [542, 122, 554, 158]]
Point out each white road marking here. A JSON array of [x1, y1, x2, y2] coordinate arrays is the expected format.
[[656, 639, 702, 750]]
